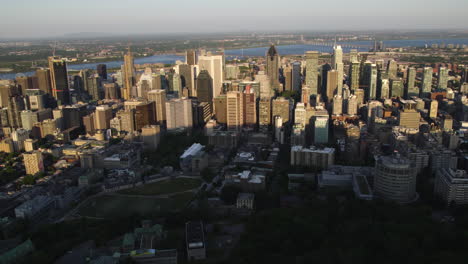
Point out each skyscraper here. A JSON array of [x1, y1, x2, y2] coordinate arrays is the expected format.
[[97, 64, 108, 80], [165, 98, 193, 131], [406, 67, 418, 98], [243, 92, 256, 127], [259, 98, 271, 129], [123, 48, 135, 100], [177, 64, 196, 97], [95, 105, 112, 130], [363, 62, 377, 100], [141, 125, 161, 149], [186, 50, 197, 65], [226, 91, 244, 131], [314, 114, 329, 144], [332, 45, 343, 92], [422, 67, 433, 95], [198, 53, 224, 99], [147, 89, 166, 123], [326, 70, 339, 103], [197, 70, 214, 114], [438, 67, 448, 90], [283, 65, 292, 91], [332, 95, 343, 115], [292, 62, 302, 91], [349, 61, 360, 91], [347, 95, 358, 116], [390, 78, 404, 98], [386, 59, 398, 79], [305, 51, 319, 95], [48, 56, 70, 105], [23, 151, 44, 175], [272, 97, 290, 124], [266, 45, 281, 90], [36, 68, 52, 95], [214, 95, 227, 124], [301, 86, 311, 105]]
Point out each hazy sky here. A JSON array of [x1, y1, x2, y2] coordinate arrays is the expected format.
[[2, 0, 468, 39]]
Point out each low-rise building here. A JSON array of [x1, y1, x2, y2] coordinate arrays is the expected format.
[[14, 195, 56, 220], [290, 146, 335, 169], [236, 193, 255, 209], [434, 169, 468, 206], [186, 221, 206, 261]]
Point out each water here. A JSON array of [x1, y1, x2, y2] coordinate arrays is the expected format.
[[2, 37, 468, 80]]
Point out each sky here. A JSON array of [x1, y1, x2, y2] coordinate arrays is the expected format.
[[1, 0, 468, 39]]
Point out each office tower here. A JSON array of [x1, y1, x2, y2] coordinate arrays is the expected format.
[[390, 78, 404, 98], [301, 86, 311, 105], [186, 49, 197, 65], [196, 70, 214, 113], [123, 48, 135, 100], [23, 151, 44, 175], [380, 79, 390, 99], [225, 65, 239, 80], [429, 99, 438, 118], [292, 62, 301, 91], [350, 49, 358, 63], [7, 95, 25, 128], [86, 75, 101, 101], [305, 51, 319, 94], [272, 97, 290, 123], [266, 45, 281, 90], [125, 101, 156, 130], [332, 95, 343, 115], [421, 67, 433, 95], [169, 73, 182, 95], [294, 102, 306, 127], [259, 98, 272, 129], [213, 95, 227, 123], [11, 128, 29, 152], [406, 67, 418, 97], [198, 53, 224, 98], [386, 59, 398, 79], [39, 119, 57, 137], [83, 113, 95, 134], [349, 61, 360, 91], [283, 65, 292, 91], [274, 116, 283, 143], [95, 105, 112, 130], [62, 105, 86, 130], [332, 45, 343, 91], [21, 110, 38, 130], [314, 115, 329, 144], [16, 76, 31, 95], [256, 71, 273, 99], [147, 89, 166, 123], [326, 70, 339, 103], [434, 169, 468, 206], [0, 85, 16, 108], [104, 83, 119, 100], [141, 125, 161, 149], [97, 64, 107, 80], [226, 91, 244, 131], [178, 64, 196, 97], [374, 155, 417, 203], [79, 69, 92, 93], [48, 56, 70, 105], [438, 67, 448, 90], [243, 92, 256, 127], [116, 109, 136, 132], [165, 98, 193, 130], [36, 68, 52, 95], [363, 62, 377, 100], [347, 95, 358, 115]]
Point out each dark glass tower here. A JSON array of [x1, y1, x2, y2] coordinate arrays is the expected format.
[[48, 57, 70, 105]]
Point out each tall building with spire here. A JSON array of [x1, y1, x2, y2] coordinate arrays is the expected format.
[[48, 56, 70, 105], [266, 45, 280, 90], [123, 48, 135, 100]]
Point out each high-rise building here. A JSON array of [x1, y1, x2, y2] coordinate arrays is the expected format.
[[39, 119, 57, 137], [438, 67, 448, 90], [421, 67, 433, 95], [305, 51, 319, 95], [243, 92, 256, 127], [23, 151, 44, 175], [290, 146, 335, 169], [332, 95, 343, 115], [198, 54, 224, 99], [349, 49, 359, 63], [7, 95, 25, 128], [186, 50, 197, 65], [259, 98, 271, 129], [266, 45, 280, 90], [349, 61, 360, 91], [363, 62, 377, 100], [95, 105, 112, 130], [374, 155, 417, 203], [141, 125, 161, 149], [165, 98, 193, 131], [97, 64, 107, 80], [21, 110, 38, 130], [116, 109, 136, 132], [429, 99, 438, 118], [0, 138, 14, 153], [272, 97, 290, 123], [83, 113, 95, 135], [283, 65, 292, 91], [332, 45, 343, 92], [226, 91, 244, 131], [123, 49, 135, 100], [86, 75, 101, 101], [16, 76, 32, 95], [197, 69, 214, 112], [386, 59, 398, 79], [104, 83, 119, 100], [390, 78, 404, 98], [214, 95, 227, 124], [406, 67, 417, 98], [48, 57, 70, 105], [301, 86, 311, 106], [398, 106, 420, 129], [256, 71, 273, 99], [314, 113, 329, 144], [294, 102, 306, 127], [347, 95, 358, 116], [177, 64, 197, 97], [326, 70, 339, 103], [169, 73, 182, 96], [292, 61, 302, 91], [12, 128, 29, 152], [147, 89, 166, 123], [434, 169, 468, 206], [36, 68, 52, 95], [380, 78, 390, 99]]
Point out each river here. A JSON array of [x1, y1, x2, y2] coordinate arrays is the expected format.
[[1, 38, 468, 80]]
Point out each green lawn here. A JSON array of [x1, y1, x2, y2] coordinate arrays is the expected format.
[[78, 192, 194, 219], [117, 177, 202, 196]]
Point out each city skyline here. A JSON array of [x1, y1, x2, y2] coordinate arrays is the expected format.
[[2, 0, 468, 39]]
